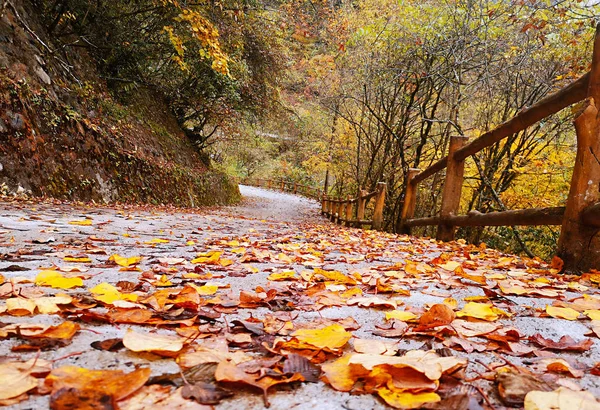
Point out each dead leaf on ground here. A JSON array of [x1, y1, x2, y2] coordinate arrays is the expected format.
[[524, 387, 600, 410]]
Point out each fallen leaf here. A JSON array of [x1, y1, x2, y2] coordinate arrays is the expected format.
[[347, 296, 397, 309], [385, 310, 418, 322], [282, 353, 320, 382], [45, 366, 150, 401], [529, 334, 593, 351], [497, 371, 555, 406], [90, 282, 138, 304], [546, 305, 579, 321], [456, 302, 509, 321], [418, 303, 455, 328], [377, 388, 440, 409], [180, 382, 233, 405], [291, 324, 352, 351], [215, 360, 303, 407], [108, 254, 143, 267], [0, 359, 51, 400], [524, 387, 600, 410], [68, 219, 92, 226], [35, 270, 83, 289], [123, 330, 184, 355]]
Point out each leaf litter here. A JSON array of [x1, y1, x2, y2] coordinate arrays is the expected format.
[[0, 189, 598, 409]]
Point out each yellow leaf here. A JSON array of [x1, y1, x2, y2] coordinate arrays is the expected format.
[[191, 251, 222, 264], [275, 252, 293, 263], [321, 355, 369, 392], [584, 310, 600, 320], [524, 387, 600, 410], [546, 305, 580, 320], [0, 360, 45, 400], [456, 302, 510, 321], [144, 238, 170, 244], [123, 330, 184, 355], [68, 219, 92, 226], [219, 258, 234, 267], [153, 274, 173, 287], [186, 240, 196, 246], [6, 298, 36, 316], [45, 366, 150, 401], [190, 284, 218, 296], [34, 296, 73, 314], [64, 257, 91, 263], [377, 388, 441, 409], [292, 324, 351, 350], [385, 310, 417, 322], [438, 261, 461, 271], [464, 295, 489, 302], [35, 270, 83, 289], [443, 298, 458, 309], [90, 282, 138, 304], [314, 267, 356, 285], [109, 254, 143, 267], [268, 271, 297, 281]]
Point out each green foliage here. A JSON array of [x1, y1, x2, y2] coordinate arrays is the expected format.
[[41, 0, 285, 150]]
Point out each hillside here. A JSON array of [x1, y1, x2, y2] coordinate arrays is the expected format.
[[0, 1, 239, 206]]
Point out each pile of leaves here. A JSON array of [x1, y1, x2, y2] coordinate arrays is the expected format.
[[0, 199, 599, 409]]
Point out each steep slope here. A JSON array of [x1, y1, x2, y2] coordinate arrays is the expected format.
[[0, 1, 240, 206]]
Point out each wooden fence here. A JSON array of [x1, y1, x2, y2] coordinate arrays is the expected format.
[[321, 182, 387, 230], [399, 24, 600, 272]]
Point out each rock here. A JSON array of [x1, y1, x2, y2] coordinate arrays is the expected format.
[[6, 111, 25, 130], [34, 66, 51, 85], [0, 120, 7, 133]]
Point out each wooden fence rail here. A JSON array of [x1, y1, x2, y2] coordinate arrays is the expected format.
[[399, 24, 600, 272], [321, 182, 387, 230]]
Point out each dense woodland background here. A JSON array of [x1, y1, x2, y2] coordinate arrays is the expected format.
[[11, 0, 600, 258]]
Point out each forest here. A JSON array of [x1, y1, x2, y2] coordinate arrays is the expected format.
[[2, 2, 600, 409], [35, 0, 599, 259]]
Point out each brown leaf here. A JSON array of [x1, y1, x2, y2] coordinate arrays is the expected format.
[[373, 320, 408, 338], [282, 354, 320, 382], [45, 366, 151, 401], [180, 382, 233, 405], [529, 334, 593, 352], [108, 309, 154, 324], [50, 387, 116, 410], [215, 360, 303, 407], [0, 359, 52, 400], [417, 303, 455, 329], [91, 338, 124, 352], [496, 371, 555, 406]]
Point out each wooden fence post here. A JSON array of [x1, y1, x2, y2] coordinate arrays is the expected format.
[[357, 190, 367, 227], [399, 168, 420, 234], [372, 182, 387, 230], [345, 197, 353, 227], [330, 200, 338, 222], [557, 100, 600, 271], [557, 23, 600, 272], [437, 136, 468, 241], [322, 196, 328, 215], [267, 179, 272, 189], [280, 180, 285, 191], [293, 182, 298, 194]]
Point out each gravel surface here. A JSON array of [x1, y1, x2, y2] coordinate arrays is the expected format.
[[0, 186, 598, 409]]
